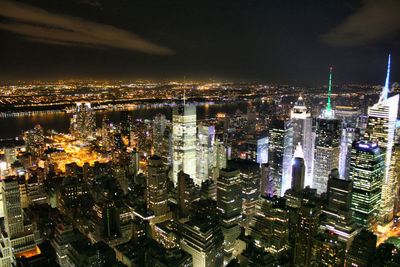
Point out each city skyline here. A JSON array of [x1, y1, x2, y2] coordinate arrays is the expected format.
[[2, 1, 400, 266]]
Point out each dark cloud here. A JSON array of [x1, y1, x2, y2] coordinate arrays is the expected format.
[[0, 0, 173, 55], [321, 0, 400, 46]]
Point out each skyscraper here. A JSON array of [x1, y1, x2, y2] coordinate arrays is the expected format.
[[228, 159, 260, 234], [180, 215, 223, 267], [147, 156, 169, 221], [2, 177, 35, 253], [310, 230, 346, 267], [290, 96, 313, 187], [313, 67, 342, 194], [365, 102, 398, 223], [249, 195, 289, 254], [217, 168, 242, 264], [172, 105, 197, 185], [70, 102, 96, 142], [196, 125, 215, 183], [322, 170, 358, 248], [24, 124, 45, 160], [268, 119, 293, 196], [345, 230, 377, 267], [364, 54, 398, 224], [177, 171, 196, 218], [120, 111, 133, 138], [349, 141, 384, 230], [213, 139, 227, 179], [152, 114, 166, 156], [313, 118, 341, 194], [335, 106, 361, 178], [293, 203, 321, 267]]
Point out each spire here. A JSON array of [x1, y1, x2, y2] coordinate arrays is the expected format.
[[322, 67, 334, 119], [379, 53, 391, 102], [327, 66, 333, 113]]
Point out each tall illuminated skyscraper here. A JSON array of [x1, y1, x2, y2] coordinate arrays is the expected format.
[[70, 102, 96, 142], [212, 139, 227, 179], [196, 125, 215, 183], [349, 141, 384, 230], [313, 118, 341, 194], [269, 119, 292, 196], [147, 156, 169, 220], [180, 215, 223, 267], [268, 119, 285, 196], [313, 67, 341, 194], [152, 114, 166, 156], [323, 170, 358, 248], [24, 124, 45, 159], [293, 203, 321, 267], [228, 159, 260, 234], [172, 105, 197, 185], [217, 168, 242, 264], [2, 177, 35, 253], [335, 106, 361, 178], [290, 96, 313, 187], [364, 54, 399, 223]]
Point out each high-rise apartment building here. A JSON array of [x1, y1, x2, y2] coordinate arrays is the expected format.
[[70, 102, 96, 142], [24, 124, 45, 159]]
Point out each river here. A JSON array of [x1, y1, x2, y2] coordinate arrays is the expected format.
[[0, 102, 251, 139]]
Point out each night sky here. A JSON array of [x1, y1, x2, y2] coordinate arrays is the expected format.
[[0, 0, 399, 85]]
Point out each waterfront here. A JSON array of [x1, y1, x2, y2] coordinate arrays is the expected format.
[[0, 101, 250, 139]]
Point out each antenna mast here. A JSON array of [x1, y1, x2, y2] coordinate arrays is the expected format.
[[380, 53, 391, 102], [327, 66, 333, 113]]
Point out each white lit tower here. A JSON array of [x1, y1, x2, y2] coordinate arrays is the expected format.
[[313, 67, 342, 194], [290, 96, 313, 187], [364, 54, 399, 224], [172, 90, 197, 185], [196, 125, 215, 183]]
